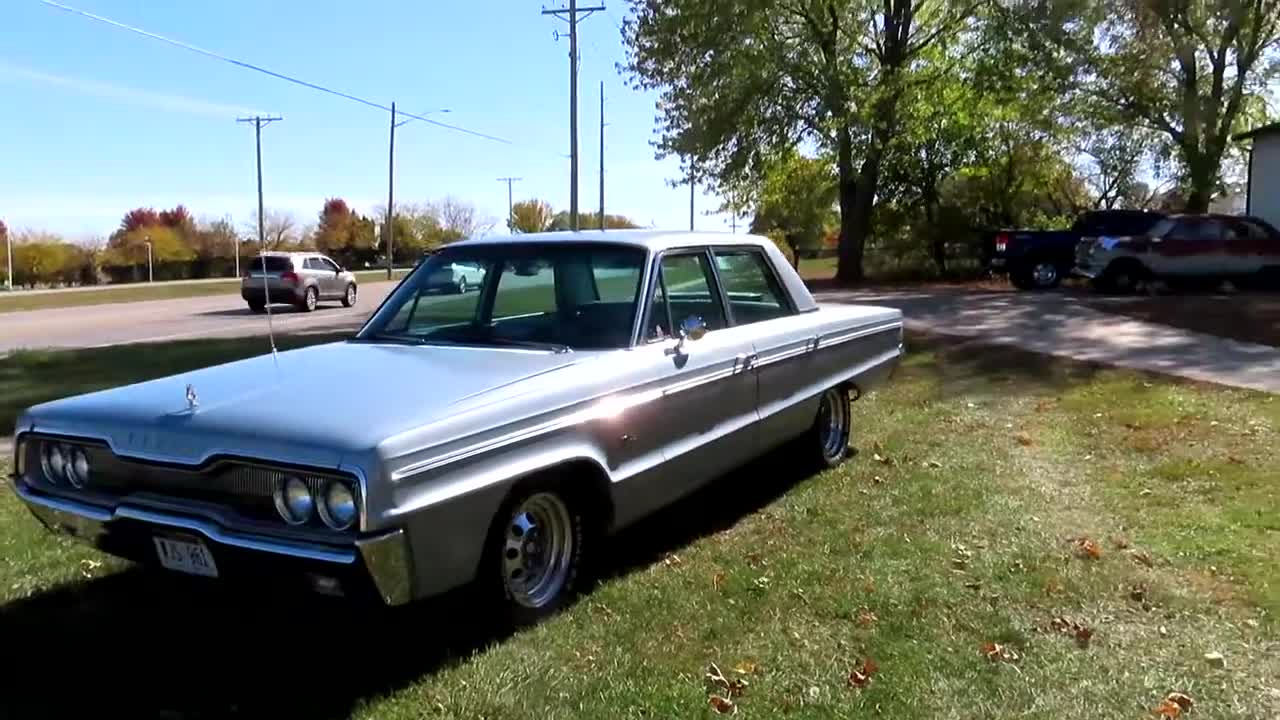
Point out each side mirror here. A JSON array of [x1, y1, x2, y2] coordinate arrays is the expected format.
[[667, 315, 708, 356]]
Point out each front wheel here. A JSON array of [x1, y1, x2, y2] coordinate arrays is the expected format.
[[456, 276, 468, 294], [342, 283, 358, 307], [485, 485, 585, 626], [806, 386, 851, 469], [1096, 261, 1146, 294]]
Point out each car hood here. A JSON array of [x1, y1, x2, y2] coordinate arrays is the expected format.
[[19, 341, 589, 467]]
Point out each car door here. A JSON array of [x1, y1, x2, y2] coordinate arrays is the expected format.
[[619, 249, 758, 516], [709, 247, 813, 448], [1149, 218, 1225, 276], [317, 256, 344, 297], [1232, 218, 1280, 273]]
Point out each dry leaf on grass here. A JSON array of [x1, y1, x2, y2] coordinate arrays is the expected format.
[[78, 559, 102, 578], [1131, 550, 1156, 568], [1165, 693, 1194, 711], [712, 572, 727, 591], [847, 658, 880, 689], [1152, 699, 1182, 718], [981, 642, 1020, 663], [855, 608, 878, 626], [708, 695, 737, 715], [731, 661, 759, 676], [1113, 536, 1131, 550], [1048, 616, 1095, 648], [662, 553, 683, 567], [1073, 537, 1103, 559], [706, 663, 749, 696], [1014, 432, 1035, 447]]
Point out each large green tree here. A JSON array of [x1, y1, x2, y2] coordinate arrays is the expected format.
[[624, 0, 982, 282], [748, 150, 839, 267], [1013, 0, 1280, 212]]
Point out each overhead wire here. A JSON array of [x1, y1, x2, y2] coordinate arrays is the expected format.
[[38, 0, 511, 144]]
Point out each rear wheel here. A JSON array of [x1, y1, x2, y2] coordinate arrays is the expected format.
[[457, 276, 468, 294], [484, 482, 586, 626], [804, 386, 851, 470], [342, 283, 358, 307], [300, 286, 319, 312]]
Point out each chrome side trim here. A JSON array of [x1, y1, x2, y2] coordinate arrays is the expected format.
[[13, 479, 357, 565]]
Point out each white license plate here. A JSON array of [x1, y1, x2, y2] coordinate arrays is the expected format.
[[154, 536, 219, 578]]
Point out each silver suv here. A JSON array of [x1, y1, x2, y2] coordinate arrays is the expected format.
[[240, 252, 358, 313]]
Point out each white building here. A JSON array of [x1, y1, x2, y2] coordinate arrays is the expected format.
[[1235, 122, 1280, 227]]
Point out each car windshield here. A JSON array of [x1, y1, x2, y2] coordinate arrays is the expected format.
[[358, 242, 647, 351]]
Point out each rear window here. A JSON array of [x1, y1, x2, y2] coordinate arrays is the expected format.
[[250, 256, 293, 273], [1074, 212, 1163, 236]]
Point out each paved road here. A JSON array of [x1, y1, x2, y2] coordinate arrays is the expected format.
[[1, 281, 401, 354], [819, 287, 1280, 395]]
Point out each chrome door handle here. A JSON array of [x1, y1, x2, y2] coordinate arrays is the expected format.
[[736, 353, 758, 371]]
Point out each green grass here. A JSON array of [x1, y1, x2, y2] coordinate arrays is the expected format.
[[799, 256, 837, 281], [2, 334, 1278, 718], [0, 269, 408, 314]]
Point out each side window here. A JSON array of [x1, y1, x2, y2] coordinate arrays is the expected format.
[[493, 259, 557, 320], [302, 258, 318, 270], [1199, 219, 1225, 242], [1165, 220, 1200, 242], [713, 249, 792, 325], [319, 257, 340, 272], [1239, 220, 1274, 242], [648, 252, 726, 339]]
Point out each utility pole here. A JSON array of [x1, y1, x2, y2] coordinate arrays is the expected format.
[[4, 229, 11, 291], [543, 0, 606, 232], [497, 177, 522, 231], [386, 101, 396, 280], [599, 81, 606, 231], [237, 115, 283, 247]]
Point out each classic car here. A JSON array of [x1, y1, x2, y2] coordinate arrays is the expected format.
[[10, 231, 903, 621]]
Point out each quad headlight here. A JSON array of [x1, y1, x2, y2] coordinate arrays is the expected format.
[[274, 476, 315, 525], [39, 441, 92, 487], [318, 480, 358, 530]]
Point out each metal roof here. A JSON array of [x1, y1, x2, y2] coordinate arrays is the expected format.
[[1232, 122, 1280, 142], [451, 229, 771, 252]]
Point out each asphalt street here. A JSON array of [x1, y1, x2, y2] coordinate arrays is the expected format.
[[0, 281, 401, 354]]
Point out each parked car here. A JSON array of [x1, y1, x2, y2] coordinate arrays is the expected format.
[[9, 231, 903, 621], [424, 259, 486, 293], [240, 251, 358, 313], [984, 209, 1166, 290], [1076, 213, 1280, 293]]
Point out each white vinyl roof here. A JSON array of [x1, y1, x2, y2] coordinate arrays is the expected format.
[[453, 229, 773, 253]]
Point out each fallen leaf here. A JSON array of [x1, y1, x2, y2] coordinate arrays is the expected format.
[[708, 695, 736, 715], [847, 658, 879, 689], [662, 553, 683, 567], [1113, 536, 1131, 550], [1014, 432, 1035, 447], [873, 452, 894, 466], [78, 559, 102, 578], [1074, 537, 1103, 559], [713, 572, 727, 591], [731, 661, 759, 675], [1074, 625, 1095, 648], [981, 642, 1019, 663], [1152, 699, 1182, 719], [1129, 584, 1148, 602], [1131, 550, 1156, 568], [855, 608, 878, 626], [1165, 692, 1194, 711], [1227, 455, 1244, 465]]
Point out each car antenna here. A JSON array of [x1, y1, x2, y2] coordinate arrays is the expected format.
[[258, 254, 279, 363]]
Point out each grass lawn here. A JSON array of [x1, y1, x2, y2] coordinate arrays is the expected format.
[[0, 269, 408, 314], [2, 334, 1278, 718]]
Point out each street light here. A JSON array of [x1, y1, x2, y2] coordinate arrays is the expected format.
[[144, 236, 153, 284], [386, 106, 452, 279]]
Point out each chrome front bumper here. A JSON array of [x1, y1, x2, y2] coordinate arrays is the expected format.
[[10, 477, 413, 606]]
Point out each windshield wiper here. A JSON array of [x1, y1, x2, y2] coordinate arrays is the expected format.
[[352, 332, 427, 346]]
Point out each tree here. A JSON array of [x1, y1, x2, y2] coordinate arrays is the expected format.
[[247, 209, 300, 250], [748, 151, 839, 268], [509, 199, 555, 233], [624, 0, 984, 282], [1015, 0, 1280, 212], [0, 219, 9, 286], [435, 197, 492, 241]]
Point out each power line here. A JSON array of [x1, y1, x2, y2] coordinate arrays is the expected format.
[[39, 0, 511, 144]]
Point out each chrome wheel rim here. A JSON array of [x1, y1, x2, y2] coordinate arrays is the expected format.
[[817, 388, 849, 461], [346, 285, 357, 305], [458, 277, 467, 293], [503, 492, 574, 609], [306, 288, 317, 310], [1032, 263, 1057, 287]]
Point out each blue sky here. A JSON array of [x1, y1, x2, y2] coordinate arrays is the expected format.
[[0, 0, 729, 240]]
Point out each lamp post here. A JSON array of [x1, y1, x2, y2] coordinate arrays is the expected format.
[[144, 236, 153, 284]]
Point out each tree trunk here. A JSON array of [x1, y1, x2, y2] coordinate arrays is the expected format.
[[835, 124, 863, 284], [925, 198, 945, 274], [1184, 152, 1217, 213], [785, 234, 801, 270]]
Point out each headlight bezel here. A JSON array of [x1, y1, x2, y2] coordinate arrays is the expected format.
[[274, 475, 316, 526], [317, 479, 358, 531], [38, 441, 93, 488]]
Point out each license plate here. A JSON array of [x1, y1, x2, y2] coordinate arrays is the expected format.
[[154, 535, 219, 578], [990, 258, 1006, 267]]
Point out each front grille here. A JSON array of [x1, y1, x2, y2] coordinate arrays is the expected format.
[[23, 439, 356, 531]]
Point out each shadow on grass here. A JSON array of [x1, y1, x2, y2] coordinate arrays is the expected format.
[[902, 332, 1108, 399], [0, 442, 821, 719]]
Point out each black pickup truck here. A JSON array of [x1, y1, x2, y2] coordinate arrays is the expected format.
[[984, 209, 1166, 290]]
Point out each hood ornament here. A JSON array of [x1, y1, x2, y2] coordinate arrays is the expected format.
[[185, 384, 199, 411]]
